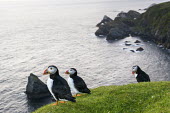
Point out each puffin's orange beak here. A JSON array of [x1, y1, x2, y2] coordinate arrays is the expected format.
[[132, 71, 135, 74], [43, 69, 49, 75], [65, 70, 69, 74]]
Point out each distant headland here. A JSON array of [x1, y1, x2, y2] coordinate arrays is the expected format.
[[95, 1, 170, 49]]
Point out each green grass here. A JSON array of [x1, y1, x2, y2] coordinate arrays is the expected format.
[[34, 81, 170, 113]]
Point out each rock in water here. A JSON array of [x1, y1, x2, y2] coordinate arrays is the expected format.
[[136, 47, 144, 51], [134, 40, 141, 43], [125, 42, 132, 46], [130, 50, 135, 53], [26, 73, 50, 99]]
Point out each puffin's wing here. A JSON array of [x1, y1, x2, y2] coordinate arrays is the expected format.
[[52, 76, 76, 102], [74, 76, 91, 94], [141, 71, 150, 81], [143, 73, 150, 81]]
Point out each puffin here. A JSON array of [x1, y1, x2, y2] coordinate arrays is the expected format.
[[43, 65, 76, 105], [132, 65, 150, 82], [65, 68, 91, 97]]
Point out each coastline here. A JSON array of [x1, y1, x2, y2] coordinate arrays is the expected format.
[[95, 1, 170, 49]]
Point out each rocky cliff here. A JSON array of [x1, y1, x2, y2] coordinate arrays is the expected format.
[[134, 1, 170, 48], [95, 2, 170, 49]]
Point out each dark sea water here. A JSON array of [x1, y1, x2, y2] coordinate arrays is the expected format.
[[0, 0, 169, 112]]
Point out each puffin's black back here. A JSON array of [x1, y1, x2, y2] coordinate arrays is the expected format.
[[51, 74, 76, 102], [136, 67, 150, 82], [71, 75, 91, 94]]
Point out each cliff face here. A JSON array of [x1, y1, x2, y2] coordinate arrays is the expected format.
[[134, 1, 170, 48], [95, 2, 170, 49]]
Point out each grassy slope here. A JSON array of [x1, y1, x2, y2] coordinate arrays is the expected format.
[[34, 81, 170, 113]]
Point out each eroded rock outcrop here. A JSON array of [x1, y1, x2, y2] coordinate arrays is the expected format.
[[117, 10, 140, 19], [25, 73, 50, 99], [96, 15, 113, 27], [95, 10, 140, 40]]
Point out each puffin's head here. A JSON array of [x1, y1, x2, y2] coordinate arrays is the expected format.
[[132, 65, 140, 74], [65, 68, 77, 76], [43, 65, 58, 75]]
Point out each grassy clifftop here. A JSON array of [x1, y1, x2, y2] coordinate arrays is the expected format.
[[34, 81, 170, 113], [135, 1, 170, 48]]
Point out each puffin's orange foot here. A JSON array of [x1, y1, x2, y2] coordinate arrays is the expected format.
[[51, 101, 58, 106], [59, 101, 66, 103], [76, 94, 82, 96]]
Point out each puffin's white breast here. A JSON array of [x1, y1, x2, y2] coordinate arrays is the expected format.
[[68, 77, 80, 94], [47, 78, 57, 100]]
